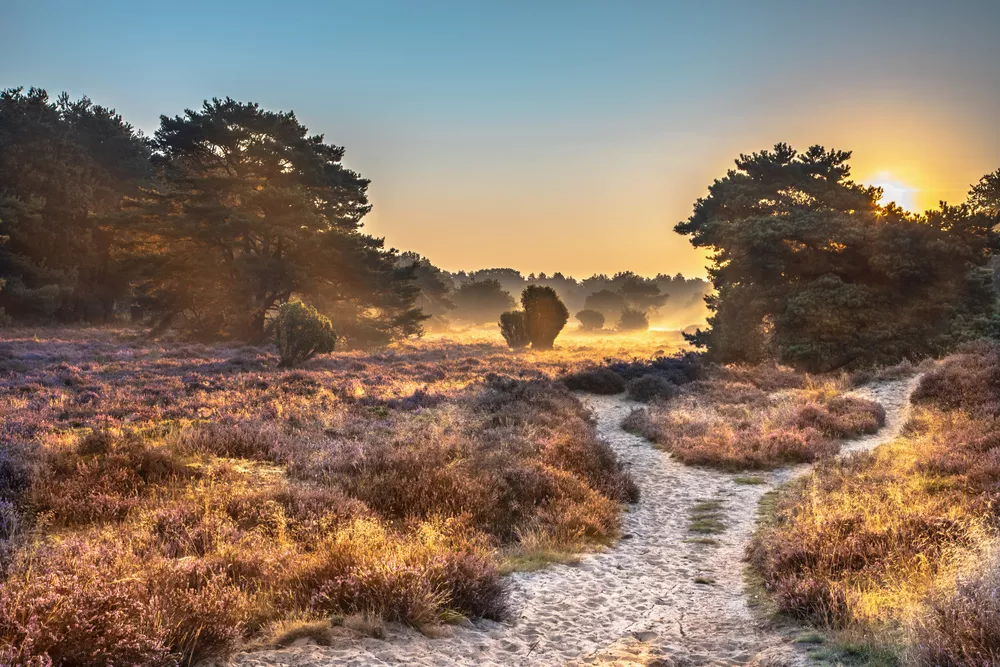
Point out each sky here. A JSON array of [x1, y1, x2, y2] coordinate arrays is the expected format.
[[4, 0, 999, 279]]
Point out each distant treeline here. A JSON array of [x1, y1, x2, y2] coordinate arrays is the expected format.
[[399, 257, 710, 332], [0, 87, 704, 346]]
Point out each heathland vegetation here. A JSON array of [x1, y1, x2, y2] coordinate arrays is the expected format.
[[0, 331, 651, 664], [4, 85, 1000, 666]]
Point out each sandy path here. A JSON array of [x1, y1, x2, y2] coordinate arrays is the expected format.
[[234, 376, 920, 667]]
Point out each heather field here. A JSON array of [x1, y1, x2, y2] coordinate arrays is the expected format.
[[5, 328, 1000, 666], [0, 327, 679, 665], [750, 343, 1000, 665]]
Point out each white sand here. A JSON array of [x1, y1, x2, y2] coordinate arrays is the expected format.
[[233, 376, 920, 667]]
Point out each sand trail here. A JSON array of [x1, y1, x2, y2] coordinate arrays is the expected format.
[[234, 375, 920, 667]]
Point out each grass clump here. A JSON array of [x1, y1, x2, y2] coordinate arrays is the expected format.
[[689, 499, 726, 535], [637, 366, 884, 470], [734, 475, 768, 485]]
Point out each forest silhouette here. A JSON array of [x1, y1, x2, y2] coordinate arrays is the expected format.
[[3, 88, 999, 367]]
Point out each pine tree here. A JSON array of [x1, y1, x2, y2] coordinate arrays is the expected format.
[[130, 98, 423, 343], [0, 87, 150, 322], [676, 144, 1000, 370]]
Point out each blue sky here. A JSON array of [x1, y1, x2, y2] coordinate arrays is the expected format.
[[4, 0, 999, 277]]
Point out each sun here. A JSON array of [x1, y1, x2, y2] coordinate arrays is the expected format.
[[869, 172, 920, 212]]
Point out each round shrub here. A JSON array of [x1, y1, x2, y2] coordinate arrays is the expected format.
[[521, 285, 569, 350], [562, 367, 626, 394], [617, 308, 649, 332], [498, 310, 530, 349], [274, 302, 337, 368], [575, 309, 605, 332], [626, 375, 678, 402]]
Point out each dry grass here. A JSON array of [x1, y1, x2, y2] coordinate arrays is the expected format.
[[627, 366, 884, 470], [0, 326, 674, 665], [748, 341, 1000, 664]]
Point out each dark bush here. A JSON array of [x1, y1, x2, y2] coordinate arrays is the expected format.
[[561, 367, 626, 394], [616, 308, 649, 332], [912, 340, 1000, 416], [626, 375, 678, 402], [575, 309, 605, 332], [607, 351, 703, 385], [274, 302, 337, 368], [498, 310, 530, 349], [521, 285, 569, 350]]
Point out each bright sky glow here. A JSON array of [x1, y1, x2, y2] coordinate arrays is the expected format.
[[869, 173, 921, 212], [3, 0, 999, 278]]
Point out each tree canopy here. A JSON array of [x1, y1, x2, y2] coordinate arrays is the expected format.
[[676, 143, 1000, 370], [0, 87, 150, 321], [127, 98, 423, 343]]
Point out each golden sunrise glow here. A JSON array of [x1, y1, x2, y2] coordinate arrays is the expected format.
[[869, 172, 920, 212]]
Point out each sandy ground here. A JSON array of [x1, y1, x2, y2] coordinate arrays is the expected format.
[[233, 375, 921, 667]]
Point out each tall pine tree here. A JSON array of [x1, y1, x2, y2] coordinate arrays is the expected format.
[[129, 98, 423, 344], [676, 144, 999, 370]]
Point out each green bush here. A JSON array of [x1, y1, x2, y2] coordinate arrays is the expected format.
[[521, 285, 569, 350], [616, 308, 649, 332], [498, 310, 530, 349], [575, 309, 605, 332], [274, 302, 337, 368]]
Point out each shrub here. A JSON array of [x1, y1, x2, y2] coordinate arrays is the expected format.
[[274, 302, 337, 368], [606, 352, 702, 384], [911, 340, 1000, 416], [575, 309, 605, 332], [791, 396, 885, 437], [621, 407, 663, 441], [498, 310, 530, 349], [0, 447, 30, 501], [636, 373, 875, 469], [626, 375, 678, 403], [305, 517, 509, 623], [0, 537, 175, 666], [322, 378, 636, 542], [33, 432, 197, 527], [616, 308, 649, 332], [561, 367, 626, 394], [521, 285, 569, 350]]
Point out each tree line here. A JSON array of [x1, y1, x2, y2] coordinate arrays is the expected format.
[[6, 88, 995, 367], [402, 260, 710, 332], [0, 87, 705, 348]]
